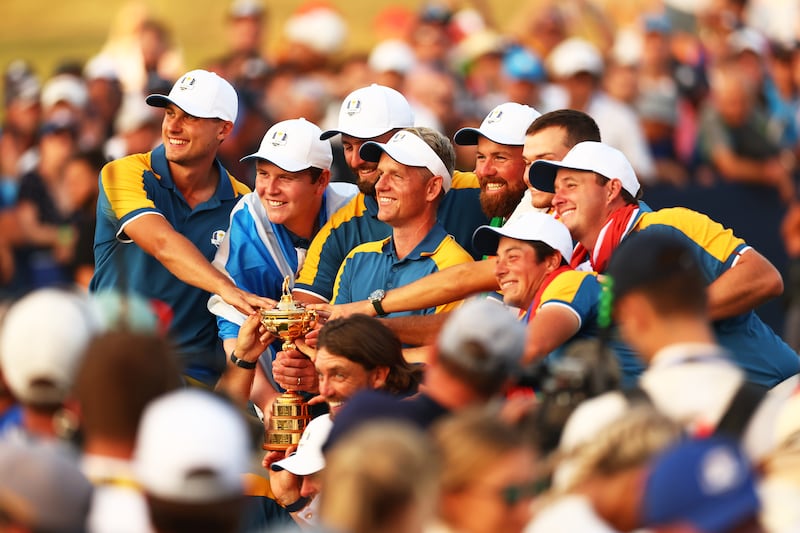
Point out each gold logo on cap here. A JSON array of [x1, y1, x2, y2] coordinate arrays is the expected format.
[[270, 131, 288, 146], [178, 76, 196, 91], [486, 109, 504, 123], [345, 98, 362, 116]]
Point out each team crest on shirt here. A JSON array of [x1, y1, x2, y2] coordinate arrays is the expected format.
[[345, 98, 362, 116], [486, 108, 504, 123], [178, 75, 196, 91], [211, 229, 226, 248], [270, 131, 288, 146]]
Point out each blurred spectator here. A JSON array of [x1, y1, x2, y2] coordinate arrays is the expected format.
[[82, 56, 124, 151], [403, 66, 459, 134], [544, 37, 656, 183], [9, 111, 80, 293], [0, 441, 94, 533], [205, 0, 270, 87], [320, 420, 440, 533], [75, 330, 182, 533], [500, 45, 546, 110], [640, 436, 763, 533], [529, 404, 682, 532], [59, 149, 105, 289], [0, 60, 41, 196], [410, 1, 455, 70], [368, 40, 417, 92], [90, 3, 183, 96], [760, 389, 800, 532], [104, 91, 162, 160], [277, 4, 347, 75], [428, 405, 539, 533], [133, 389, 252, 533], [455, 29, 507, 114], [0, 288, 102, 444], [698, 59, 795, 203]]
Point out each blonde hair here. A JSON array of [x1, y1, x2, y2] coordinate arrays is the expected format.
[[320, 421, 440, 533], [551, 404, 683, 493], [432, 405, 535, 492]]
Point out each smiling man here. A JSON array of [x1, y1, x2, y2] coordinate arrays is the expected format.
[[330, 127, 473, 315], [90, 69, 272, 386], [529, 141, 800, 387], [472, 211, 642, 379], [208, 117, 356, 407]]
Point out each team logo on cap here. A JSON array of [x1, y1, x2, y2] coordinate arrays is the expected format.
[[700, 446, 745, 494], [390, 131, 407, 143], [486, 108, 504, 123], [270, 131, 288, 146], [178, 75, 196, 91], [211, 229, 226, 248], [345, 98, 362, 116]]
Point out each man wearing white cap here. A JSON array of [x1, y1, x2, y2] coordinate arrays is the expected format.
[[293, 83, 487, 306], [330, 127, 473, 317], [473, 211, 642, 378], [317, 110, 602, 341], [528, 140, 800, 388], [90, 69, 273, 387], [208, 117, 356, 405]]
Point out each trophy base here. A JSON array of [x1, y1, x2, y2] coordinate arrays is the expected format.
[[263, 391, 311, 452]]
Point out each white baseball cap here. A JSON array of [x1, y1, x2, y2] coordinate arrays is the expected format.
[[360, 129, 452, 193], [368, 40, 417, 74], [134, 389, 250, 503], [0, 288, 103, 405], [454, 102, 541, 146], [528, 141, 641, 197], [40, 74, 88, 110], [146, 69, 238, 123], [320, 84, 414, 140], [241, 117, 333, 171], [472, 211, 573, 262], [547, 37, 604, 79], [271, 414, 333, 476]]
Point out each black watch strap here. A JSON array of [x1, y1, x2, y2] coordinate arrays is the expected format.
[[230, 351, 257, 370], [371, 298, 387, 317]]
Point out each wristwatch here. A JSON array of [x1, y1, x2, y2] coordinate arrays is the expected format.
[[368, 289, 388, 317]]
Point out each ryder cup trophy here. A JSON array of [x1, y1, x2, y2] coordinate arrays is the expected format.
[[260, 276, 317, 451]]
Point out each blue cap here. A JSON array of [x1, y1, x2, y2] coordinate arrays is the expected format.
[[503, 47, 544, 82], [642, 437, 760, 533]]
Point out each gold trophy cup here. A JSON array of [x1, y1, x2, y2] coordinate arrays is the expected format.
[[260, 276, 317, 451]]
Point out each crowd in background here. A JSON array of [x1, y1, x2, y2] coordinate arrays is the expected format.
[[2, 0, 800, 532]]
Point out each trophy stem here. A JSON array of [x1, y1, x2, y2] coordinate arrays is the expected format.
[[264, 390, 311, 451]]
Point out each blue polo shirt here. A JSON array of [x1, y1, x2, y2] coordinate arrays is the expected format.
[[630, 207, 800, 387], [331, 223, 473, 316], [295, 171, 487, 302], [90, 145, 250, 385], [531, 269, 644, 387]]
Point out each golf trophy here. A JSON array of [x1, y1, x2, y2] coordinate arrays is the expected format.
[[260, 276, 317, 451]]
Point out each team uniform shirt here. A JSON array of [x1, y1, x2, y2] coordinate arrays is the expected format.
[[90, 145, 250, 386], [208, 182, 358, 340], [295, 171, 487, 302], [331, 223, 473, 316], [631, 207, 800, 388], [528, 269, 644, 386], [82, 454, 152, 533]]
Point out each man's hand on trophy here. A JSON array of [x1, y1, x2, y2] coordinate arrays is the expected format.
[[234, 312, 274, 363], [264, 446, 302, 507], [273, 349, 318, 393], [307, 300, 373, 321]]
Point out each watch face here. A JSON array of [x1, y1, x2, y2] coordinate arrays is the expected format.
[[369, 289, 385, 301]]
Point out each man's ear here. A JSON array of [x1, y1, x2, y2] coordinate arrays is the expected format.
[[607, 178, 624, 203], [217, 120, 234, 140], [370, 366, 390, 389], [426, 175, 444, 201], [316, 169, 331, 192]]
